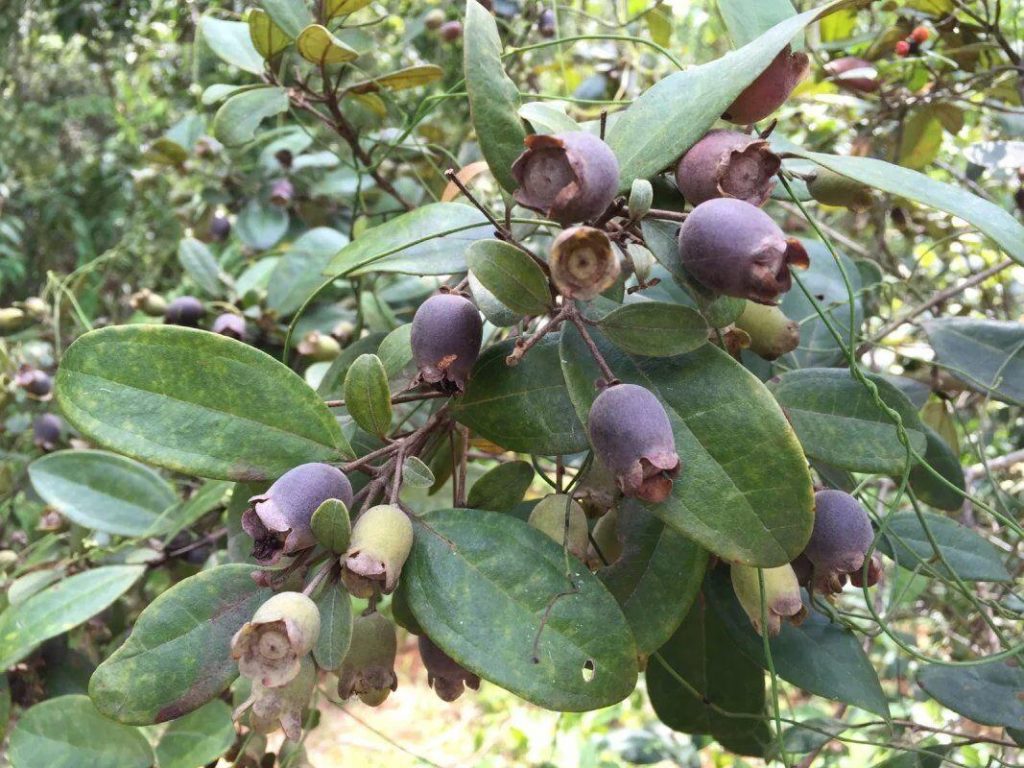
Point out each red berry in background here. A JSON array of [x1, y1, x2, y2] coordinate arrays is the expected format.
[[511, 131, 620, 224], [440, 20, 463, 42], [676, 198, 810, 305], [675, 129, 781, 208], [895, 40, 911, 57], [911, 26, 930, 44], [723, 45, 809, 124]]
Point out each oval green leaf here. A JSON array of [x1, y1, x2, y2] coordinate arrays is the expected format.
[[344, 354, 392, 437], [0, 566, 145, 669], [879, 511, 1011, 583], [177, 237, 225, 297], [768, 368, 927, 475], [260, 0, 312, 39], [248, 8, 292, 60], [90, 564, 272, 724], [466, 239, 551, 317], [313, 584, 352, 671], [918, 660, 1024, 729], [310, 498, 351, 554], [28, 450, 177, 537], [466, 460, 535, 511], [154, 699, 235, 768], [56, 326, 351, 482], [213, 86, 289, 147], [401, 455, 435, 488], [199, 17, 265, 75], [404, 508, 638, 711], [9, 695, 153, 768], [561, 325, 813, 566], [596, 301, 708, 357], [454, 334, 590, 456], [347, 65, 444, 94], [464, 0, 527, 192], [921, 318, 1024, 406]]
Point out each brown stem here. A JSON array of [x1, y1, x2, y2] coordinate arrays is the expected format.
[[566, 307, 618, 385], [505, 307, 569, 366], [326, 390, 448, 408]]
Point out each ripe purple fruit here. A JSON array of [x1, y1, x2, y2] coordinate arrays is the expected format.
[[511, 132, 620, 225], [33, 413, 63, 452], [270, 178, 294, 207], [675, 130, 781, 208], [209, 214, 231, 241], [537, 8, 556, 38], [15, 366, 53, 398], [440, 20, 463, 42], [803, 489, 874, 576], [243, 463, 354, 565], [212, 312, 248, 341], [677, 198, 809, 304], [823, 56, 879, 94], [587, 383, 680, 503], [411, 293, 483, 395], [724, 46, 809, 124], [418, 635, 481, 702], [164, 295, 205, 327]]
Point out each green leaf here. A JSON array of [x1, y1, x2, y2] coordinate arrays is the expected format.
[[213, 86, 289, 147], [718, 0, 797, 47], [606, 1, 856, 189], [561, 325, 813, 566], [871, 742, 954, 768], [90, 564, 272, 724], [402, 456, 435, 488], [317, 333, 387, 399], [236, 198, 289, 251], [780, 238, 863, 368], [467, 460, 535, 511], [177, 237, 225, 297], [404, 508, 638, 711], [266, 225, 342, 314], [347, 65, 444, 94], [897, 108, 943, 169], [0, 566, 145, 669], [598, 500, 708, 655], [199, 17, 265, 75], [908, 424, 966, 511], [313, 583, 352, 671], [297, 24, 359, 64], [466, 239, 551, 317], [518, 102, 581, 135], [28, 450, 176, 536], [310, 498, 351, 554], [56, 326, 350, 482], [325, 203, 491, 277], [647, 598, 771, 757], [248, 8, 292, 59], [260, 0, 312, 39], [706, 568, 890, 718], [917, 660, 1024, 729], [154, 699, 235, 768], [454, 334, 590, 455], [921, 318, 1024, 406], [768, 368, 927, 474], [596, 301, 708, 357], [344, 354, 392, 437], [784, 152, 1024, 266], [9, 695, 153, 768], [324, 0, 372, 19], [879, 511, 1011, 582], [464, 0, 527, 192]]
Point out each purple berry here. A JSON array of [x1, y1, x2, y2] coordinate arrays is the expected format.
[[211, 312, 248, 341], [411, 293, 483, 395], [164, 296, 205, 327], [724, 46, 809, 124], [675, 130, 781, 208], [803, 489, 874, 576]]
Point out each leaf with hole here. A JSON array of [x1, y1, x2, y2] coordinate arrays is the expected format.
[[89, 564, 272, 724], [404, 508, 638, 711], [28, 450, 177, 536]]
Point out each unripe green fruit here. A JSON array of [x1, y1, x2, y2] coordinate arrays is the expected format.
[[130, 289, 168, 317], [0, 307, 27, 332], [231, 591, 321, 688], [806, 168, 874, 211], [297, 330, 341, 361], [587, 383, 680, 503], [803, 489, 874, 576], [338, 612, 398, 706], [511, 131, 619, 224], [0, 549, 18, 572], [724, 46, 809, 124], [731, 563, 805, 636], [245, 654, 316, 741], [418, 635, 481, 702], [675, 130, 780, 208], [424, 9, 445, 29], [20, 297, 48, 320], [341, 504, 414, 598], [528, 494, 589, 561], [588, 506, 622, 567], [734, 301, 800, 360], [411, 293, 483, 394]]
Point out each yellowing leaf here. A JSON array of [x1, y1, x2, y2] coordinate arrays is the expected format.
[[297, 24, 359, 65], [248, 8, 292, 60], [347, 65, 444, 94], [323, 0, 373, 20]]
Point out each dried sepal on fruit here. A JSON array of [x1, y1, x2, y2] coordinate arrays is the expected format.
[[528, 494, 589, 561], [341, 504, 414, 598], [511, 131, 619, 224], [237, 654, 316, 741], [587, 383, 680, 503], [243, 463, 354, 565], [418, 635, 481, 702], [676, 198, 809, 305], [734, 301, 800, 361], [731, 563, 806, 636], [675, 130, 781, 208], [723, 45, 809, 124], [231, 591, 321, 688], [410, 293, 483, 395], [338, 611, 398, 706], [548, 226, 621, 300]]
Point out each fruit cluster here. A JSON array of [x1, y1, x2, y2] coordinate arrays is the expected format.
[[895, 26, 930, 58]]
